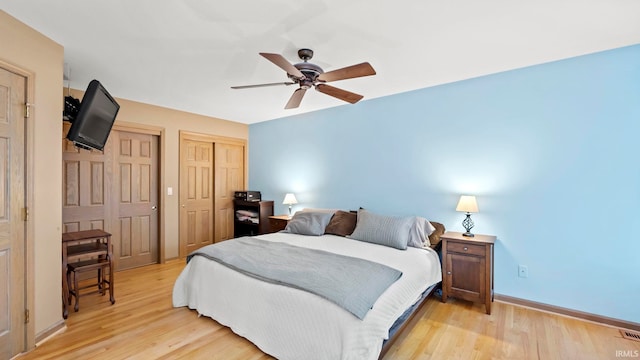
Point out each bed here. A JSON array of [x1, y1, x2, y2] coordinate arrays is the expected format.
[[173, 209, 443, 360]]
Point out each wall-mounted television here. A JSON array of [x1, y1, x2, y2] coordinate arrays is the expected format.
[[66, 79, 120, 151]]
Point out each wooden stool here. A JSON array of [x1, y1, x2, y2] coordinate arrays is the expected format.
[[67, 257, 115, 312]]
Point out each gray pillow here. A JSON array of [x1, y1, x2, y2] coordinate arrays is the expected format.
[[349, 209, 412, 250], [283, 211, 334, 236]]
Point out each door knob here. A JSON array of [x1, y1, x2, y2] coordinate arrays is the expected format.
[[151, 205, 157, 210]]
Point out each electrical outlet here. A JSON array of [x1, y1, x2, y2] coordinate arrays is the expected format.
[[518, 265, 529, 278]]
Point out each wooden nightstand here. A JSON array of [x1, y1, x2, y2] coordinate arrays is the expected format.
[[268, 215, 291, 233], [441, 231, 496, 314]]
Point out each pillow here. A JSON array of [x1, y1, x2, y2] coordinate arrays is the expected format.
[[300, 208, 338, 214], [407, 216, 437, 248], [348, 209, 413, 250], [283, 211, 334, 236], [324, 210, 357, 237]]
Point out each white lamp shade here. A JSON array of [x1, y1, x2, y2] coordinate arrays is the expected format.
[[456, 195, 478, 213], [283, 193, 298, 205]]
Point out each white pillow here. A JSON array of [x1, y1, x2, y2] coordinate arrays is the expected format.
[[407, 216, 436, 248]]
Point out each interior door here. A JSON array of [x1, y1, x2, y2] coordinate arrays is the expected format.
[[179, 139, 214, 257], [111, 131, 159, 270], [0, 66, 27, 359], [62, 128, 159, 271], [214, 143, 244, 242], [62, 123, 111, 233]]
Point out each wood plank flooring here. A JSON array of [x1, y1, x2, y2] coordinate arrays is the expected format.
[[17, 260, 640, 360]]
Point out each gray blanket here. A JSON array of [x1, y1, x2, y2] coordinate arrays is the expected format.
[[187, 237, 402, 320]]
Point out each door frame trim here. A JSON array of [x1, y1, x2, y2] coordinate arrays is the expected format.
[[179, 131, 247, 147], [0, 59, 36, 351]]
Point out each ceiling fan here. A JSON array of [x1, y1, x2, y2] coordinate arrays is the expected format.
[[231, 49, 376, 109]]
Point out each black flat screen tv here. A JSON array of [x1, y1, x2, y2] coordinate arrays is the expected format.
[[66, 79, 120, 151]]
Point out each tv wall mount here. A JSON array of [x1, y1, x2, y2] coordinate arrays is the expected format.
[[63, 95, 80, 122]]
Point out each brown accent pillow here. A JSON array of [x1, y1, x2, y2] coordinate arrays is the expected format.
[[324, 210, 357, 237], [428, 221, 446, 249]]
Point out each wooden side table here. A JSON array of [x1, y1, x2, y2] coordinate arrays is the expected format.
[[268, 215, 291, 233], [441, 231, 496, 314], [62, 229, 115, 319]]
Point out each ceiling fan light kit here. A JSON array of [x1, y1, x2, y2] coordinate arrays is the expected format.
[[231, 48, 376, 109]]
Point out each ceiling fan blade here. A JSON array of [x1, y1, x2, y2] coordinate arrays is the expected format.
[[315, 84, 363, 104], [285, 88, 307, 109], [317, 62, 376, 82], [231, 82, 295, 89], [259, 53, 305, 79]]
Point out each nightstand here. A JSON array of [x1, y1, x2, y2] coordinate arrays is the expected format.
[[441, 231, 496, 314], [268, 215, 291, 233]]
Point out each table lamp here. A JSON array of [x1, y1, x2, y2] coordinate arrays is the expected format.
[[456, 195, 478, 237], [283, 193, 298, 216]]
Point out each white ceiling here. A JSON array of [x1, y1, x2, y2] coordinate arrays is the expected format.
[[2, 0, 640, 124]]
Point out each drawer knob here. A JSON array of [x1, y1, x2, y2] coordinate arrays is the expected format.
[[463, 247, 468, 251], [447, 271, 451, 275]]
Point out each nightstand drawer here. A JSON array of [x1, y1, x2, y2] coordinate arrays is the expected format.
[[270, 218, 288, 231], [268, 215, 291, 233], [447, 241, 485, 256]]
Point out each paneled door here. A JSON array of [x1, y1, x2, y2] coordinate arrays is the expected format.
[[214, 143, 244, 242], [179, 139, 214, 257], [0, 67, 27, 359], [62, 122, 112, 233], [62, 128, 159, 271], [111, 131, 159, 270]]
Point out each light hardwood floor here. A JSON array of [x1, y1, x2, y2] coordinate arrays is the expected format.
[[18, 260, 639, 360]]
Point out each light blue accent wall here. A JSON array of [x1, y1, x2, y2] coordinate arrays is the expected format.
[[249, 44, 640, 323]]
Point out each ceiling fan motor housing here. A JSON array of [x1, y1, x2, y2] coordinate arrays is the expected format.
[[290, 62, 324, 88]]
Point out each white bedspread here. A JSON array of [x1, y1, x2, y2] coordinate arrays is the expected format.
[[172, 232, 442, 360]]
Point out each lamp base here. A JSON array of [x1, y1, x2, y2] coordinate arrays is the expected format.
[[461, 213, 475, 238]]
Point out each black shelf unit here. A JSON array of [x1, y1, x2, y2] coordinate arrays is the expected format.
[[233, 199, 274, 237]]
